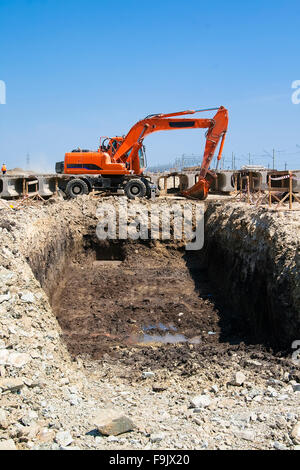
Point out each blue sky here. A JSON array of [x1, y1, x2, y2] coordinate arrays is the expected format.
[[0, 0, 299, 171]]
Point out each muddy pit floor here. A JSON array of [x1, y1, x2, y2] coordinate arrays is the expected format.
[[50, 243, 288, 377]]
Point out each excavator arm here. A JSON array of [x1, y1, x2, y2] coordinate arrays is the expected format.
[[112, 106, 228, 199]]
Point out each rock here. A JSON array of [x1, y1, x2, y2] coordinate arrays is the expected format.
[[0, 292, 11, 304], [237, 430, 256, 442], [142, 371, 155, 379], [21, 410, 38, 426], [68, 394, 81, 406], [152, 382, 168, 392], [0, 349, 9, 365], [218, 398, 236, 409], [23, 378, 43, 388], [20, 292, 35, 303], [230, 372, 246, 386], [252, 395, 262, 402], [7, 352, 31, 368], [0, 439, 17, 450], [0, 377, 24, 392], [107, 436, 119, 442], [257, 413, 267, 422], [273, 441, 288, 450], [150, 432, 165, 443], [94, 436, 103, 446], [277, 394, 289, 401], [232, 412, 251, 424], [37, 428, 56, 443], [93, 409, 135, 436], [193, 417, 202, 426], [267, 378, 282, 386], [0, 409, 8, 429], [292, 384, 300, 392], [286, 412, 297, 422], [291, 422, 300, 444], [55, 430, 73, 447], [60, 446, 81, 450], [246, 359, 262, 367], [193, 408, 205, 414], [190, 395, 211, 409], [60, 378, 70, 386], [18, 423, 40, 440]]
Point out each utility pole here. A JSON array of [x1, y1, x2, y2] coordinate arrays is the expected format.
[[272, 149, 275, 170], [285, 162, 287, 171], [248, 153, 251, 165], [26, 153, 30, 170]]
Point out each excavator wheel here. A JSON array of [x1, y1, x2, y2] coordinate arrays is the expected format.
[[141, 177, 152, 198], [65, 178, 89, 198], [124, 179, 147, 199]]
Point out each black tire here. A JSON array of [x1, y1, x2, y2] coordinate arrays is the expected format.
[[65, 178, 89, 198], [141, 177, 152, 198], [124, 179, 147, 199]]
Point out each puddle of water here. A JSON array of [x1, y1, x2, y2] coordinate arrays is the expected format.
[[128, 322, 201, 345], [142, 323, 177, 332], [144, 333, 185, 344], [131, 332, 201, 345]]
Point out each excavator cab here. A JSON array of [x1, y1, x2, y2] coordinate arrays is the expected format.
[[100, 137, 110, 152]]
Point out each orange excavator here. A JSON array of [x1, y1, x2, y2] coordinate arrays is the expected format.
[[56, 106, 228, 200]]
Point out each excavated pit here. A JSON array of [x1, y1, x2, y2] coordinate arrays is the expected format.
[[48, 238, 229, 360], [24, 199, 299, 373], [28, 233, 289, 373]]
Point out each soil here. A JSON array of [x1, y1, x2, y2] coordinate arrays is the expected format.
[[51, 241, 290, 378]]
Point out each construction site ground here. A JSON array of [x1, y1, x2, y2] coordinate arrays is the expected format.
[[0, 194, 299, 451]]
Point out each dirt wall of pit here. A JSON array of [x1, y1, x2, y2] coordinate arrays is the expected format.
[[202, 202, 300, 349], [0, 201, 96, 425]]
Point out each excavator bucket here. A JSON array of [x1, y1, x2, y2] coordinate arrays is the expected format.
[[181, 172, 216, 200]]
